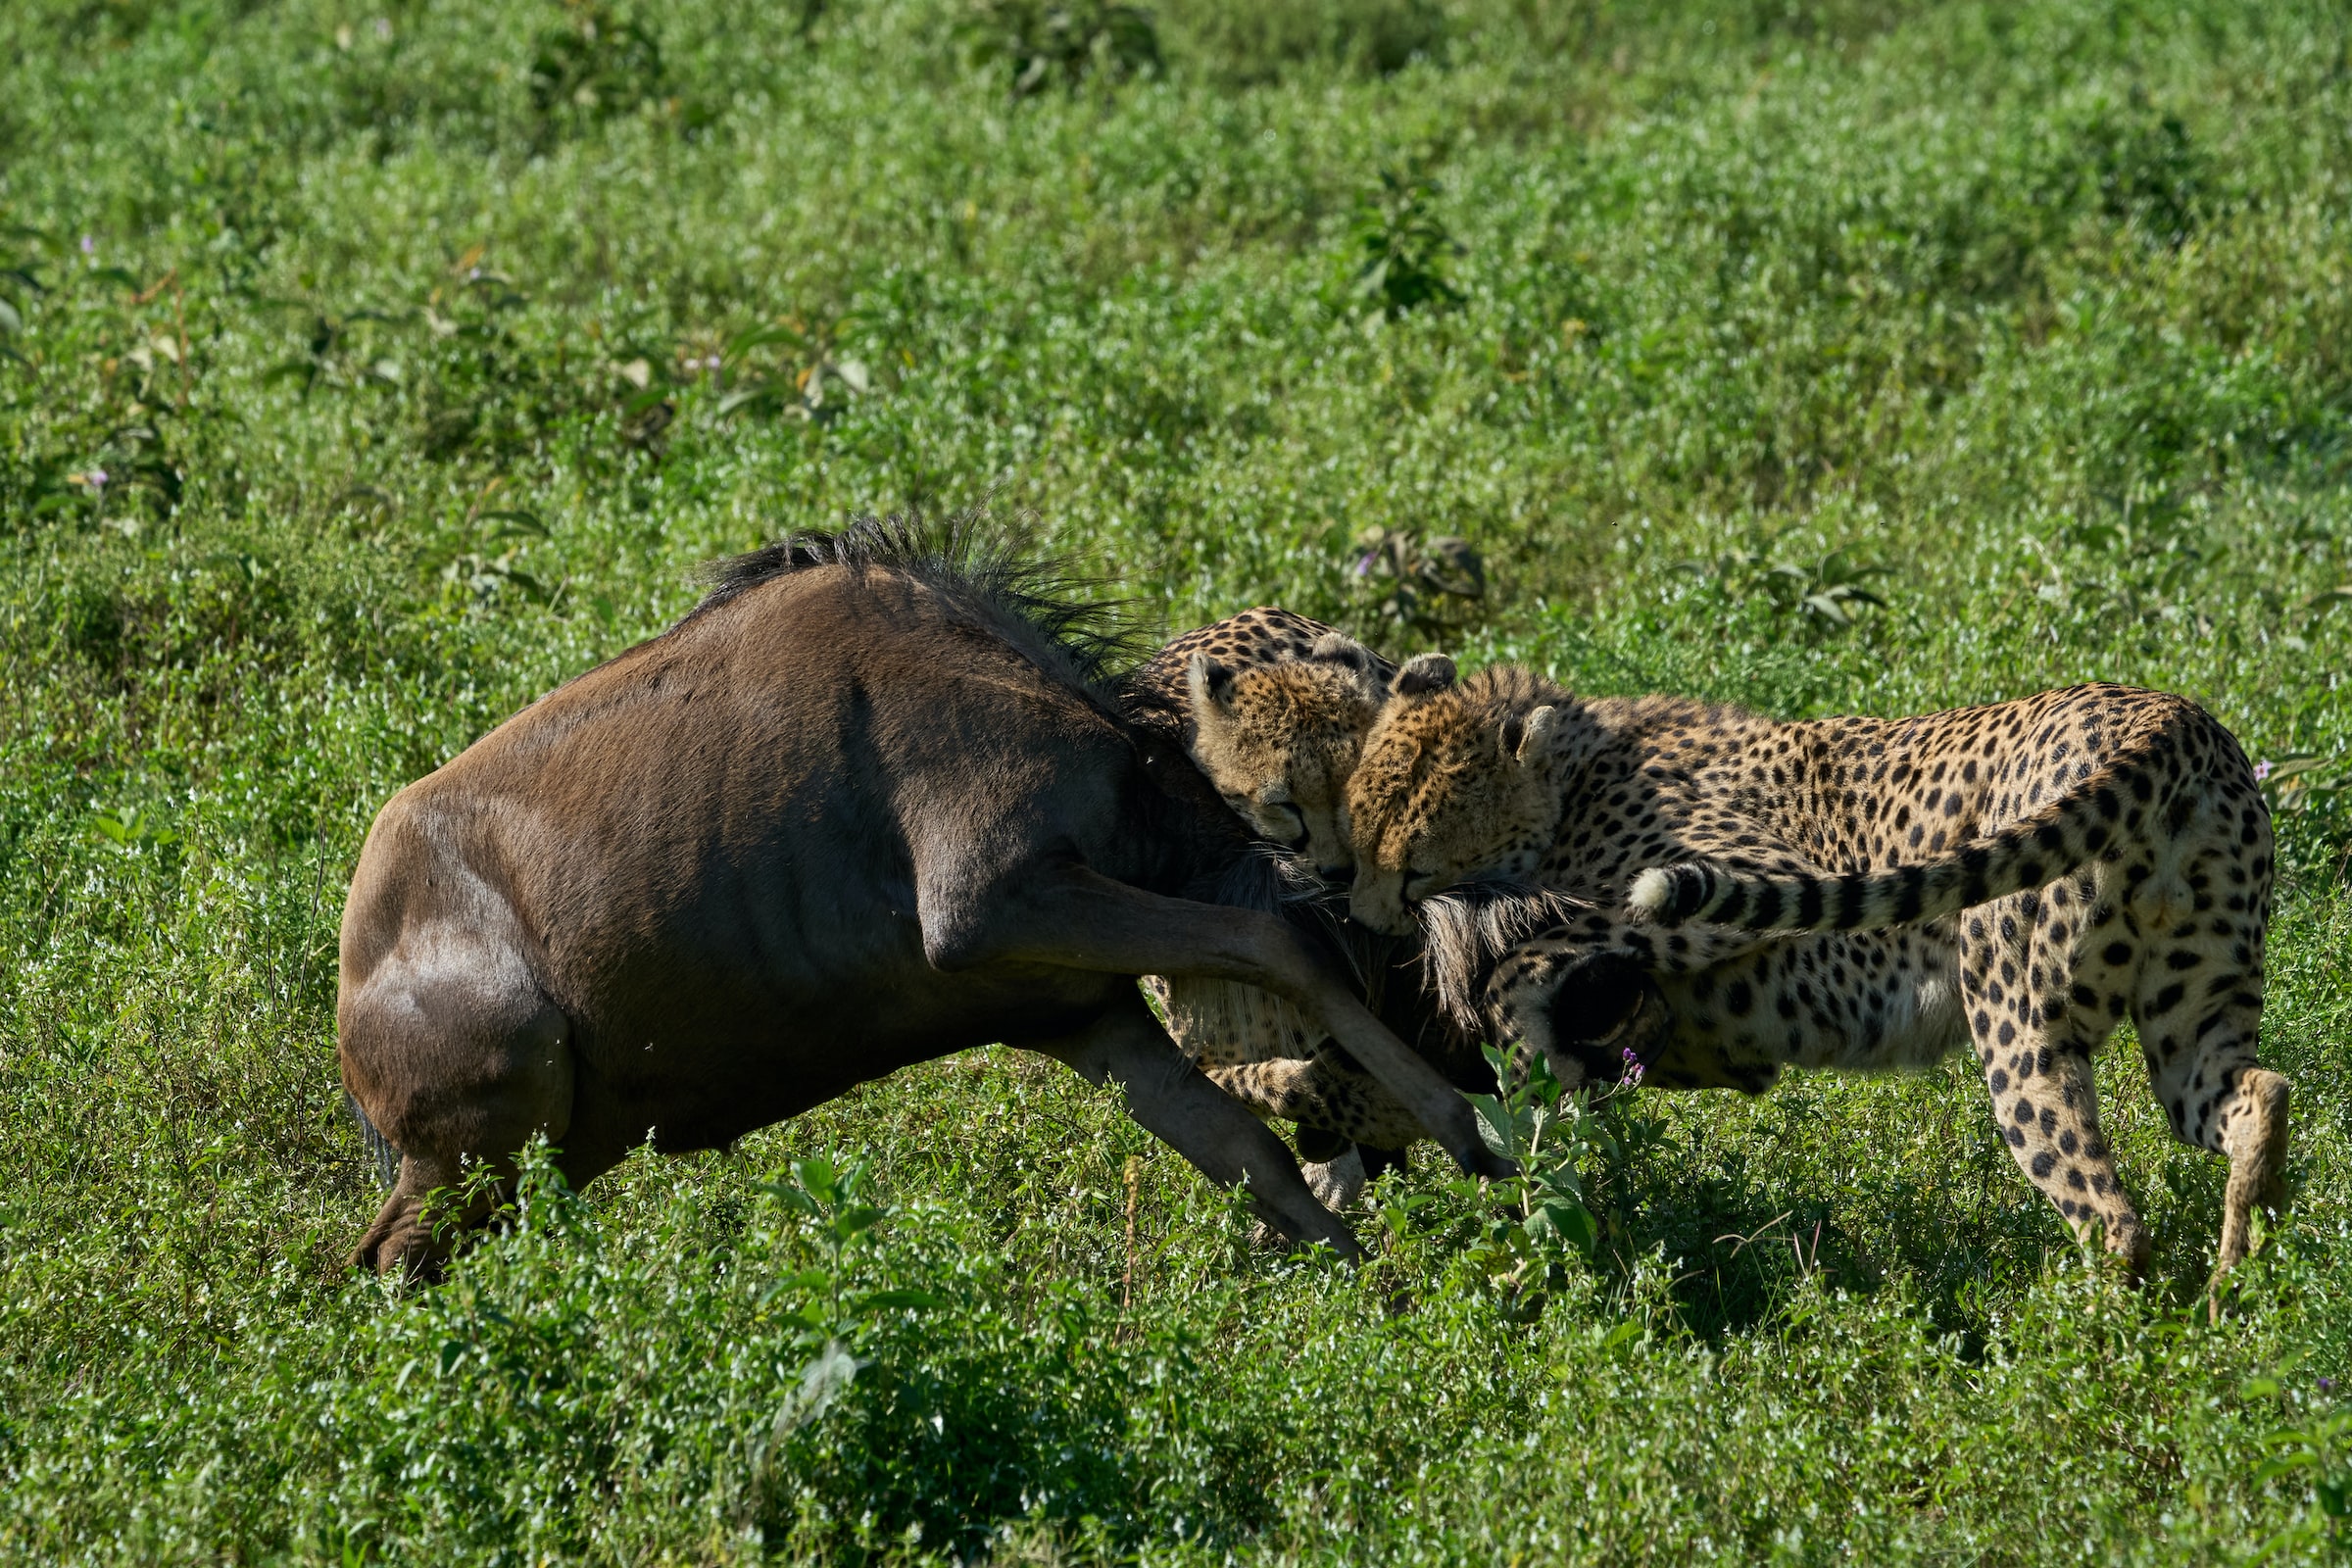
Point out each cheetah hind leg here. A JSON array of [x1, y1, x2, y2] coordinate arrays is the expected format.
[[1957, 888, 2155, 1279], [2133, 968, 2288, 1296]]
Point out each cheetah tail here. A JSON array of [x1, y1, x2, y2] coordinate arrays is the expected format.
[[1626, 725, 2180, 934]]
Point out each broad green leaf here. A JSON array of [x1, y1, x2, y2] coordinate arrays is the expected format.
[[854, 1288, 943, 1312]]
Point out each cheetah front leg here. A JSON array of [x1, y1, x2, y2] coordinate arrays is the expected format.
[[1957, 890, 2151, 1276]]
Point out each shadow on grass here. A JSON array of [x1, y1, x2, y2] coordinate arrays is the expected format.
[[1593, 1084, 2089, 1349]]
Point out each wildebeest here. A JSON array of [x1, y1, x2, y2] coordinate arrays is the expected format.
[[337, 518, 1510, 1277]]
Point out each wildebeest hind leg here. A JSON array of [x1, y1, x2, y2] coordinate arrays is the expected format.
[[941, 865, 1512, 1182], [1036, 994, 1363, 1260]]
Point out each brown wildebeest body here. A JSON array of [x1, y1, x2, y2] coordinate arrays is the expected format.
[[338, 527, 1506, 1276]]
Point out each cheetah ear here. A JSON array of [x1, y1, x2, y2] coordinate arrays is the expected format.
[[1186, 652, 1239, 724], [1502, 705, 1560, 765], [1307, 630, 1374, 674], [1391, 653, 1456, 700], [1309, 631, 1387, 703]]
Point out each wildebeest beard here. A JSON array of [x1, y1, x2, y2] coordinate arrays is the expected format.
[[1157, 855, 1593, 1063], [1410, 876, 1595, 1036]]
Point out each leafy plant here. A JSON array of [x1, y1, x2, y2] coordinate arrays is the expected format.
[[1347, 524, 1485, 636], [1679, 537, 1895, 634], [2032, 500, 2233, 632], [528, 0, 666, 124], [1436, 1046, 1660, 1317], [260, 302, 408, 398], [88, 803, 179, 851], [714, 316, 872, 423], [428, 501, 557, 609], [1335, 169, 1465, 325], [2254, 754, 2348, 821], [962, 0, 1162, 99], [259, 250, 582, 464], [2250, 1382, 2351, 1553], [758, 1152, 942, 1337]]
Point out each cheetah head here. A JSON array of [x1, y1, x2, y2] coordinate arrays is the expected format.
[[1346, 663, 1579, 937], [1185, 633, 1402, 882]]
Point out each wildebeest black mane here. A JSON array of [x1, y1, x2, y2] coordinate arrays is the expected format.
[[689, 509, 1145, 695]]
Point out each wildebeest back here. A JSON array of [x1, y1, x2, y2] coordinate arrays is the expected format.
[[339, 560, 1196, 1155]]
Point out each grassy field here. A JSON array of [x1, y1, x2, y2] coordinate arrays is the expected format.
[[5, 0, 2352, 1559]]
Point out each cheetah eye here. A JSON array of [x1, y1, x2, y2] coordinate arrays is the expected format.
[[1262, 801, 1308, 846]]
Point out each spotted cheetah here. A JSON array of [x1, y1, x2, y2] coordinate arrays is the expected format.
[[1344, 666, 2288, 1283], [1127, 607, 1465, 882], [1122, 608, 1395, 1063], [1124, 618, 1602, 1202], [1122, 609, 1442, 1200]]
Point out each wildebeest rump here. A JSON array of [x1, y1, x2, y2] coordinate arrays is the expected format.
[[337, 519, 1510, 1276]]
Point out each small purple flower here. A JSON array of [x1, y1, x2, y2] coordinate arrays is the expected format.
[[79, 235, 94, 255], [1620, 1046, 1645, 1084], [85, 468, 109, 490], [2253, 760, 2273, 782], [2323, 1378, 2337, 1394], [706, 355, 722, 370], [1352, 553, 1376, 577]]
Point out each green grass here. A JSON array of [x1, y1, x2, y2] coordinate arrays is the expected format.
[[5, 0, 2352, 1559]]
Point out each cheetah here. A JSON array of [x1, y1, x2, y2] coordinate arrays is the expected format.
[[1121, 609, 1446, 1201], [1127, 606, 1460, 881], [1343, 665, 2289, 1284], [1121, 608, 1397, 1064], [1123, 616, 1601, 1205]]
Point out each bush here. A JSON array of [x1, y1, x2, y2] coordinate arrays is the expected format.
[[1161, 0, 1445, 84]]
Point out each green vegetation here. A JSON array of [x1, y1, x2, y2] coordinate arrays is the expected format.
[[5, 0, 2351, 1558]]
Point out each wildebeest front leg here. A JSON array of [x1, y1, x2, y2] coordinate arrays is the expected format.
[[342, 934, 595, 1281], [939, 865, 1513, 1180], [1036, 994, 1363, 1258]]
